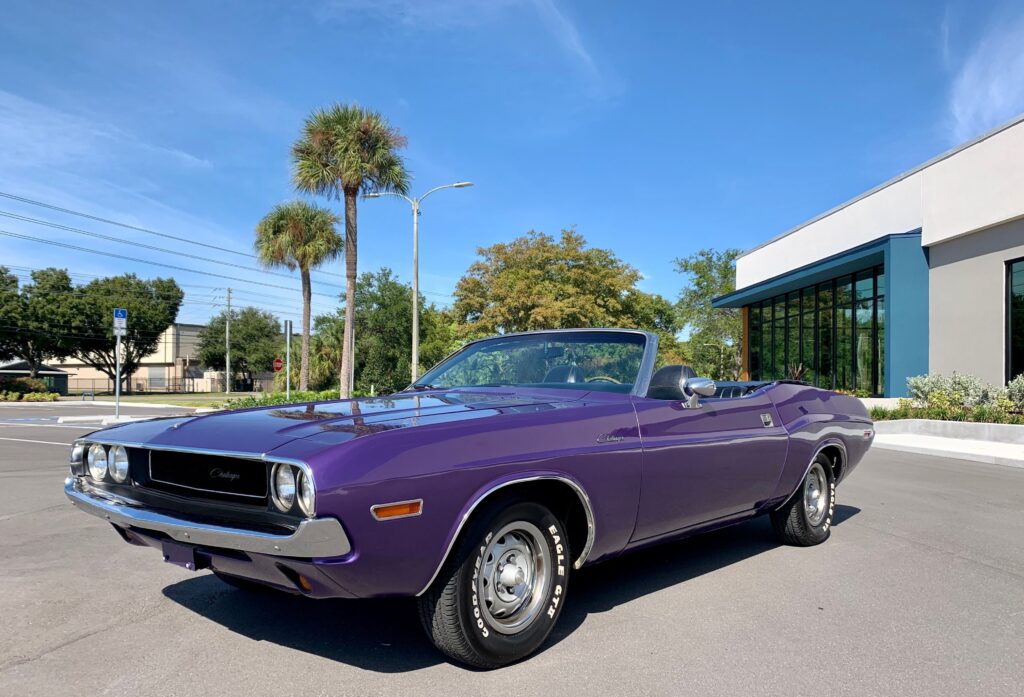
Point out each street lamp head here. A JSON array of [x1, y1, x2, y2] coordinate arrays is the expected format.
[[364, 193, 383, 199], [452, 182, 473, 188]]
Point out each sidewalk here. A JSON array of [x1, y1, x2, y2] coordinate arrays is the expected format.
[[873, 432, 1024, 468]]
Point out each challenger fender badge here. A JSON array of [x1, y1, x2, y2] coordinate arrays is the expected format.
[[597, 433, 625, 443], [760, 413, 774, 428]]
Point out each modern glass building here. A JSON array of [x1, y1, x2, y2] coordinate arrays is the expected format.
[[713, 115, 1024, 396]]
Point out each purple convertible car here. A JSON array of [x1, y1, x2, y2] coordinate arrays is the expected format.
[[65, 329, 873, 667]]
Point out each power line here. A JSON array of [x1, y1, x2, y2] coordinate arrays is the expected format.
[[0, 228, 339, 298], [0, 209, 347, 288], [5, 264, 334, 304], [0, 189, 342, 285]]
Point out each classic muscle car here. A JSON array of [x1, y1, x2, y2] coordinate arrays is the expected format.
[[65, 328, 873, 668]]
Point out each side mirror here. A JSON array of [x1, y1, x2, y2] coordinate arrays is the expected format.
[[682, 377, 716, 409]]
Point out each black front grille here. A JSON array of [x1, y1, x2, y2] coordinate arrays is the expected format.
[[145, 451, 268, 502]]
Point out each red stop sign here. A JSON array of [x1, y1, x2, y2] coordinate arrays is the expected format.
[[273, 358, 283, 372]]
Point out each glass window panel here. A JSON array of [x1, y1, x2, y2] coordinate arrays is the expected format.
[[836, 306, 853, 391], [817, 282, 833, 309], [877, 297, 885, 394], [855, 299, 874, 394], [786, 315, 799, 378], [787, 291, 800, 317], [1010, 261, 1024, 381], [748, 305, 761, 380], [876, 268, 886, 298], [802, 286, 815, 314], [773, 296, 786, 320], [817, 305, 833, 389], [855, 270, 874, 301], [773, 319, 785, 379], [801, 312, 816, 384], [836, 275, 853, 306]]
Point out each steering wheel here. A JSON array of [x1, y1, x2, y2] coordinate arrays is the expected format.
[[586, 376, 622, 384]]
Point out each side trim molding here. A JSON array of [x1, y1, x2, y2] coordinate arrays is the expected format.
[[415, 475, 596, 596]]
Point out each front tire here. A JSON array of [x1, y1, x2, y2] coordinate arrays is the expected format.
[[770, 453, 835, 546], [417, 499, 570, 668]]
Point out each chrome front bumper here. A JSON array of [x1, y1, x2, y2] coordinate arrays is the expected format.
[[64, 477, 351, 558]]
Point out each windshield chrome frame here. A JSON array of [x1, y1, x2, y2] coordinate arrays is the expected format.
[[409, 328, 659, 397]]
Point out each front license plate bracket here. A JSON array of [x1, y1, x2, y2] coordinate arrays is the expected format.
[[161, 540, 208, 571]]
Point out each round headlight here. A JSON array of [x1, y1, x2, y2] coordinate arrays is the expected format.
[[297, 470, 315, 517], [108, 446, 129, 483], [272, 463, 296, 512], [87, 444, 107, 480]]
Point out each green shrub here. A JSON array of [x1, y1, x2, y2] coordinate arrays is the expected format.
[[1007, 374, 1024, 411], [0, 391, 23, 401], [871, 396, 1024, 424], [219, 389, 372, 410], [22, 392, 59, 402], [0, 377, 48, 394]]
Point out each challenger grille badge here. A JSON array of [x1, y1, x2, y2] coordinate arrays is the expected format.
[[760, 413, 774, 428], [209, 468, 242, 482]]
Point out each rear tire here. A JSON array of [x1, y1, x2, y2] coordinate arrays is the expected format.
[[770, 453, 835, 546], [417, 498, 570, 668]]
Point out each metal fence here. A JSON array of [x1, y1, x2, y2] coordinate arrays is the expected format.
[[67, 377, 272, 395]]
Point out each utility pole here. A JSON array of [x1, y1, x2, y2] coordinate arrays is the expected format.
[[225, 288, 232, 394]]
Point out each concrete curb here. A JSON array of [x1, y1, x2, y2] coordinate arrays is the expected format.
[[873, 419, 1024, 444], [871, 419, 1024, 468], [57, 400, 200, 410], [872, 435, 1024, 469]]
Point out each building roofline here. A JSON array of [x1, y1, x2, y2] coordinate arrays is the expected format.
[[738, 112, 1024, 259]]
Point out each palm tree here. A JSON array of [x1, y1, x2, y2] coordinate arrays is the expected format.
[[254, 201, 342, 391], [292, 104, 409, 397]]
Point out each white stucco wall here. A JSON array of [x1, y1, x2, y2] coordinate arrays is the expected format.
[[928, 218, 1024, 385], [736, 115, 1024, 289]]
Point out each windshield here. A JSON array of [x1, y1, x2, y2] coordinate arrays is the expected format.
[[411, 331, 648, 394]]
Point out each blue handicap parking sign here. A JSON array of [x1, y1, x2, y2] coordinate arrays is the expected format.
[[114, 308, 128, 319]]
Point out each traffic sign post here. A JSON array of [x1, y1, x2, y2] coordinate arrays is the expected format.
[[113, 309, 127, 418]]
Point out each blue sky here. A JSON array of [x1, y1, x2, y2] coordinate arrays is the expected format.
[[2, 0, 1023, 325]]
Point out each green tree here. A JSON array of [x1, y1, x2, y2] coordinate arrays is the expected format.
[[453, 229, 681, 350], [305, 269, 457, 394], [292, 103, 410, 398], [254, 201, 342, 391], [673, 248, 742, 379], [73, 274, 184, 392], [197, 307, 281, 389], [0, 267, 79, 375]]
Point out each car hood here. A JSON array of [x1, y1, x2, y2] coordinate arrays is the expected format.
[[95, 388, 589, 457]]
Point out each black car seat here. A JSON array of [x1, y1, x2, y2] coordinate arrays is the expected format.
[[646, 365, 697, 400]]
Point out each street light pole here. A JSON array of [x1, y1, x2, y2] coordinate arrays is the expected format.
[[411, 197, 420, 383], [366, 181, 472, 383]]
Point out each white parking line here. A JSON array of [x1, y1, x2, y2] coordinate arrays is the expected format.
[[0, 422, 98, 429], [0, 437, 69, 446]]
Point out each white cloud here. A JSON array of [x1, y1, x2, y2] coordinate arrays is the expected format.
[[0, 90, 211, 171], [947, 11, 1024, 143], [317, 0, 604, 93]]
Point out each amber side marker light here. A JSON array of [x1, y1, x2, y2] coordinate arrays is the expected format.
[[371, 499, 423, 521]]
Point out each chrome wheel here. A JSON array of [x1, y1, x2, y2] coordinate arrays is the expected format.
[[477, 521, 551, 635], [803, 462, 828, 526]]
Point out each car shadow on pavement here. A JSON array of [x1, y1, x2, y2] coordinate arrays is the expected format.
[[162, 504, 860, 673]]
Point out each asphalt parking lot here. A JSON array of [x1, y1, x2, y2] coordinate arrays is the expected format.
[[1, 402, 1022, 697]]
